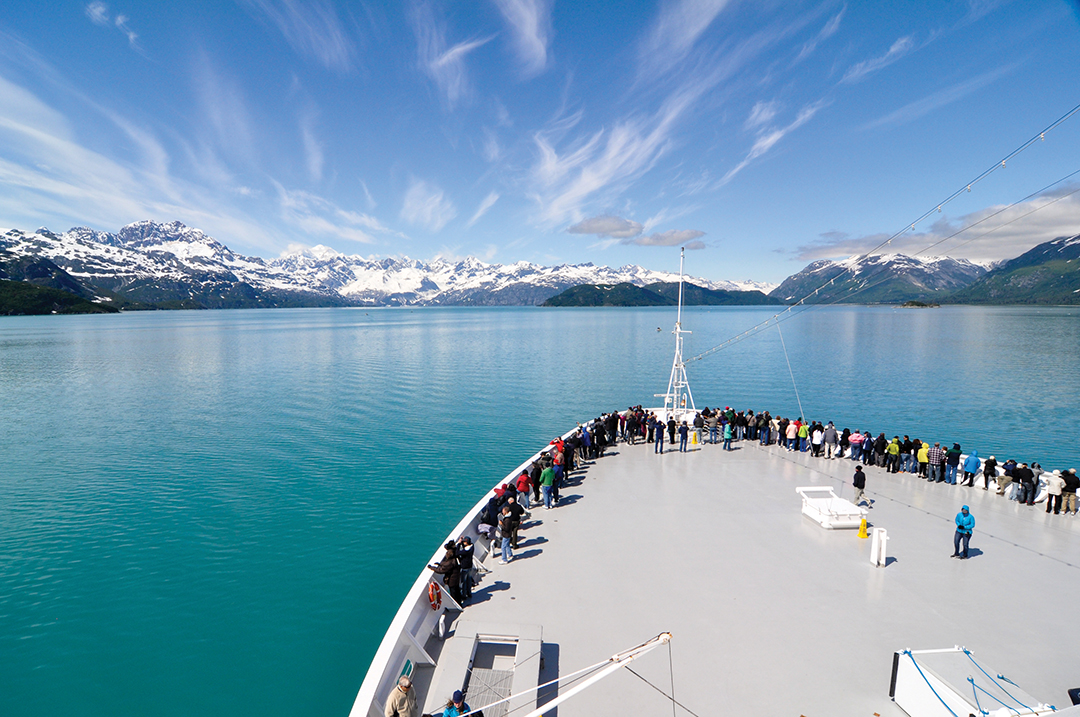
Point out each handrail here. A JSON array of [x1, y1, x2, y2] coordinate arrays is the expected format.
[[347, 417, 597, 717]]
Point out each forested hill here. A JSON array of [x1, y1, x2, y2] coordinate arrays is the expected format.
[[541, 281, 785, 307]]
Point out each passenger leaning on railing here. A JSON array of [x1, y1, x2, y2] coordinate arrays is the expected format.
[[385, 676, 417, 717], [701, 401, 1074, 521]]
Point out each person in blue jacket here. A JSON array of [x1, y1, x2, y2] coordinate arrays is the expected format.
[[442, 690, 471, 717], [961, 450, 981, 486], [952, 505, 975, 559]]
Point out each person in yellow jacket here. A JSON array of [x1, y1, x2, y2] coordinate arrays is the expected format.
[[917, 441, 929, 478], [886, 437, 901, 473]]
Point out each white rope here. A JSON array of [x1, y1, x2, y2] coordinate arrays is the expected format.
[[686, 101, 1080, 364], [776, 320, 805, 421]]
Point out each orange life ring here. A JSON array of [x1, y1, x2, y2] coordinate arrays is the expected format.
[[428, 581, 442, 611]]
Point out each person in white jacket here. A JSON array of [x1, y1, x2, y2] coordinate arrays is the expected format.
[[1044, 470, 1066, 515]]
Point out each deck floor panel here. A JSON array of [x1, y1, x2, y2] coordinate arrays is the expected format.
[[443, 440, 1079, 716]]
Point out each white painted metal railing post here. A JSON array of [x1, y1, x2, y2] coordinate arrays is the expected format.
[[870, 528, 888, 567]]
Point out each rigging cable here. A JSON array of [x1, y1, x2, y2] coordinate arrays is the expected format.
[[687, 161, 1080, 358], [667, 637, 676, 717], [776, 319, 805, 420], [686, 100, 1080, 364], [795, 171, 1080, 309], [913, 167, 1080, 257], [625, 666, 705, 717]]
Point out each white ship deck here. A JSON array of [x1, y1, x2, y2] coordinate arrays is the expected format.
[[429, 437, 1080, 716]]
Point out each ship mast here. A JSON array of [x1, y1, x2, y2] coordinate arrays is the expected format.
[[657, 247, 696, 421]]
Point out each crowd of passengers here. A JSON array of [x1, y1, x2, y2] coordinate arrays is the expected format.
[[431, 406, 1079, 609], [428, 412, 622, 605], [616, 405, 1079, 517], [410, 406, 1075, 717]]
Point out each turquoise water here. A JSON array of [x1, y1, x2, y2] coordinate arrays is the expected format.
[[1, 305, 1077, 717]]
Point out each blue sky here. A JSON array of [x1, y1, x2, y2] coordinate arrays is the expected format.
[[1, 1, 1078, 283]]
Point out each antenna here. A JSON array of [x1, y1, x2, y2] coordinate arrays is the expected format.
[[655, 247, 696, 421]]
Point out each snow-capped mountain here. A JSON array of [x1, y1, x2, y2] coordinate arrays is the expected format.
[[768, 253, 987, 304], [948, 232, 1080, 305], [0, 221, 774, 308]]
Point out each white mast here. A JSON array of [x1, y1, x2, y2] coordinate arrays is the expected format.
[[656, 247, 696, 421]]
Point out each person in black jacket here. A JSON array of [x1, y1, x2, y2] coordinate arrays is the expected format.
[[667, 417, 677, 445], [504, 496, 526, 548], [981, 455, 998, 490], [498, 507, 516, 564], [455, 537, 474, 601], [873, 433, 887, 467], [1014, 463, 1036, 505], [853, 465, 870, 508], [1062, 469, 1079, 515], [429, 541, 462, 604]]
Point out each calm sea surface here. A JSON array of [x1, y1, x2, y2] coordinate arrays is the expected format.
[[2, 305, 1078, 716]]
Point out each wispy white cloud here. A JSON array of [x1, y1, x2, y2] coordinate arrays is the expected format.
[[720, 100, 826, 186], [492, 0, 552, 77], [531, 81, 711, 224], [841, 35, 914, 83], [467, 190, 500, 227], [192, 52, 256, 165], [794, 6, 844, 63], [0, 69, 272, 250], [114, 14, 138, 47], [400, 178, 457, 231], [84, 3, 141, 50], [862, 64, 1015, 129], [626, 229, 706, 248], [85, 2, 109, 26], [481, 128, 502, 162], [567, 215, 643, 238], [359, 180, 376, 209], [791, 188, 1080, 262], [639, 0, 733, 77], [299, 112, 324, 182], [745, 100, 779, 130], [274, 182, 387, 244], [409, 1, 493, 110], [241, 0, 353, 71]]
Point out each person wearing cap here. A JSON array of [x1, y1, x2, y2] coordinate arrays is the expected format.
[[385, 675, 417, 717], [442, 689, 471, 717], [852, 466, 870, 508], [981, 455, 998, 490], [952, 505, 975, 559]]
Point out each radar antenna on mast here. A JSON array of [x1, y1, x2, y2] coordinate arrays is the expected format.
[[655, 247, 696, 421]]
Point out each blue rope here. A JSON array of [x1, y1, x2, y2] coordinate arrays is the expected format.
[[963, 650, 1033, 712], [969, 678, 1021, 714], [967, 677, 990, 715], [904, 651, 960, 717]]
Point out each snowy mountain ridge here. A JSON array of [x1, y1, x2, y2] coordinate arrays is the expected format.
[[1, 221, 775, 308]]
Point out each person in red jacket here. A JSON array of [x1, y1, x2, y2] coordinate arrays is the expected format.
[[515, 470, 532, 510]]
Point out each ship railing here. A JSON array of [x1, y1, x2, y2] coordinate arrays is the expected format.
[[347, 419, 593, 717]]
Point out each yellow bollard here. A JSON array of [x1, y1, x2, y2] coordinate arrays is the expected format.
[[691, 432, 698, 445], [857, 518, 869, 539]]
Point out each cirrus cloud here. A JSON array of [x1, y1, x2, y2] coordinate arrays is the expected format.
[[567, 215, 643, 238], [400, 178, 456, 232], [628, 228, 706, 248]]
